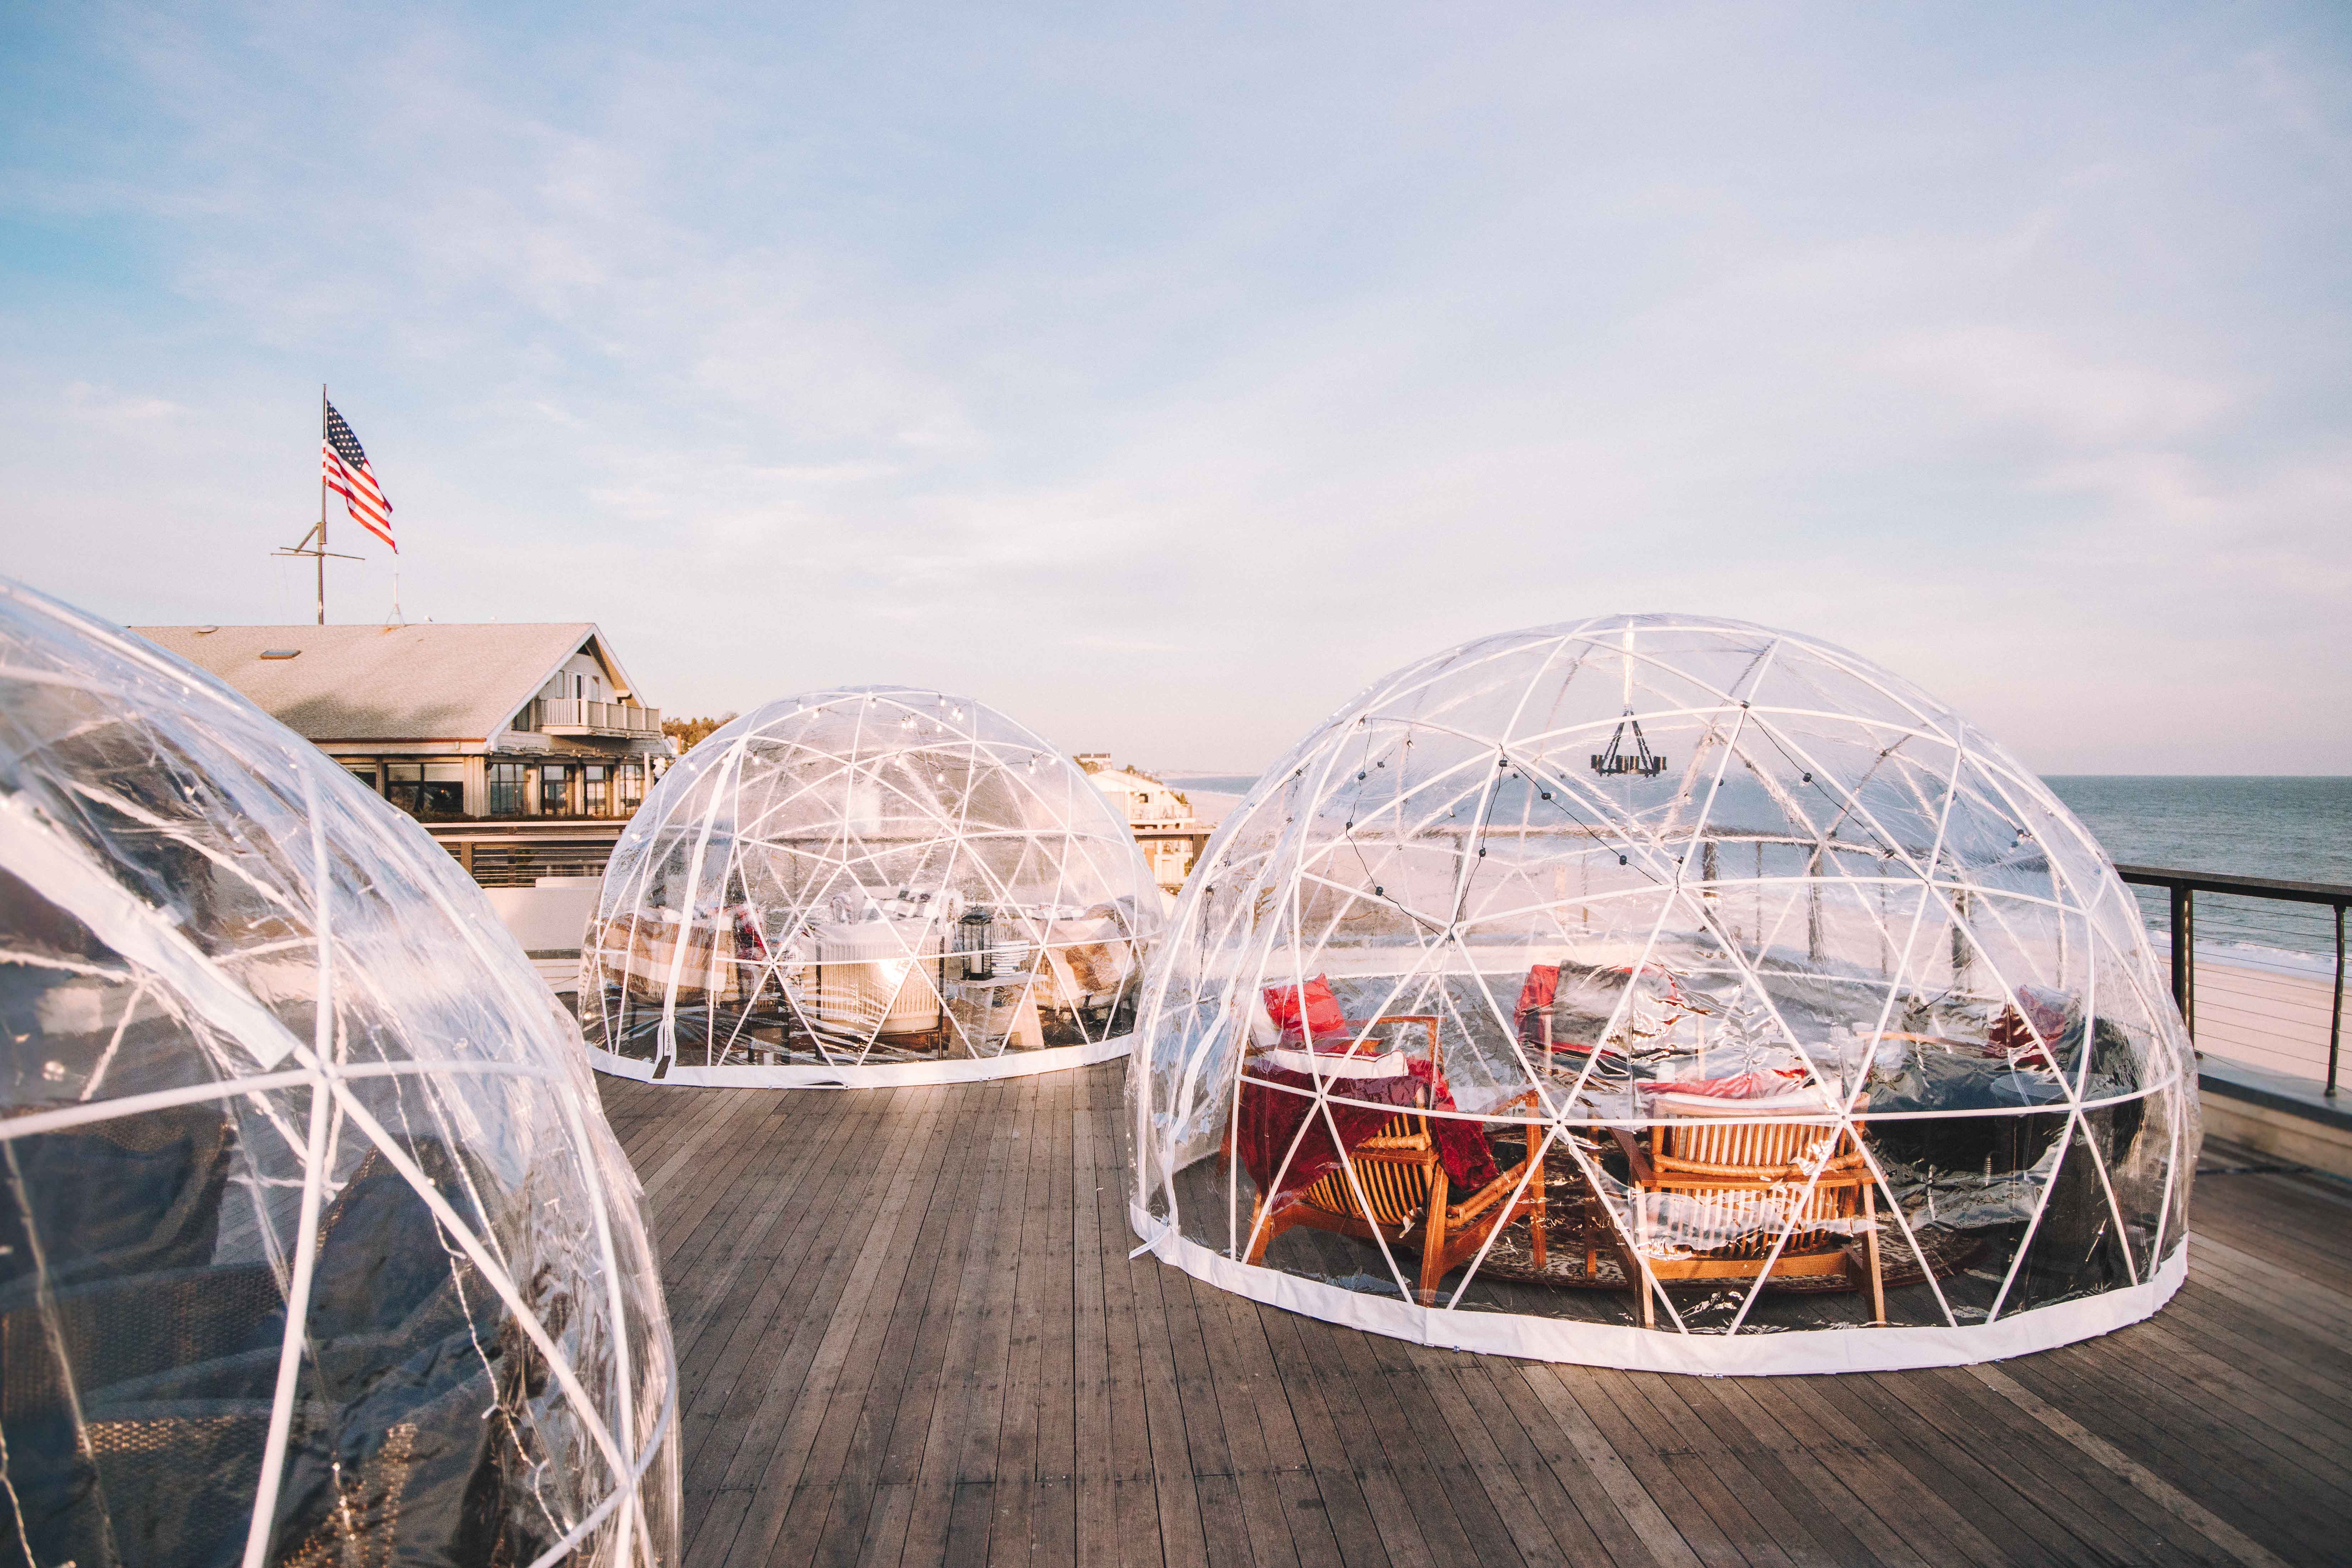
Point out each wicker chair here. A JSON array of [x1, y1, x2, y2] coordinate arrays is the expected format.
[[1241, 1017, 1548, 1305], [1614, 1088, 1885, 1325]]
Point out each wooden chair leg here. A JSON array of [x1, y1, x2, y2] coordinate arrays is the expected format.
[[1864, 1183, 1887, 1325], [1419, 1164, 1451, 1305], [1527, 1152, 1547, 1270], [1245, 1195, 1273, 1266], [1634, 1186, 1655, 1329]]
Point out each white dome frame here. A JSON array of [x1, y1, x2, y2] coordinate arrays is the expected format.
[[582, 687, 1163, 1088], [0, 579, 675, 1563], [1128, 615, 2196, 1376]]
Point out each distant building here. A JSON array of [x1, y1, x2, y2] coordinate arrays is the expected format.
[[135, 622, 668, 886], [1076, 754, 1211, 893]]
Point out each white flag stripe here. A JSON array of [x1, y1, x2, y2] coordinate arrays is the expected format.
[[322, 457, 388, 518]]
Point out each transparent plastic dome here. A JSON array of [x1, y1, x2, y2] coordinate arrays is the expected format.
[[582, 687, 1164, 1087], [0, 579, 678, 1564], [1128, 615, 2196, 1375]]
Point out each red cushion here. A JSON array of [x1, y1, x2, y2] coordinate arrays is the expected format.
[[1262, 975, 1349, 1044], [1514, 964, 1558, 1035]]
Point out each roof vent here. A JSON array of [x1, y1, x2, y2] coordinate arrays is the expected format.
[[260, 649, 301, 660]]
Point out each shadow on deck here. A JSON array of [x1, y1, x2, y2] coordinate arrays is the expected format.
[[598, 1063, 2352, 1568]]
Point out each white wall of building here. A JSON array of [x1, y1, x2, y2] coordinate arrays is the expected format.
[[1090, 766, 1189, 825]]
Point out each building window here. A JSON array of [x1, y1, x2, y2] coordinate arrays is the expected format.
[[583, 764, 609, 817], [344, 765, 378, 793], [541, 764, 571, 816], [423, 764, 464, 816], [387, 763, 421, 815], [384, 763, 464, 817], [488, 762, 526, 816], [574, 674, 584, 700], [618, 762, 645, 811]]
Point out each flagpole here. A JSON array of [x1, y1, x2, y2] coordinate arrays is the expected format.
[[276, 387, 355, 604], [317, 383, 328, 625]]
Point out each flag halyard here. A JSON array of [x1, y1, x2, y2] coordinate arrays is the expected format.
[[322, 399, 396, 551]]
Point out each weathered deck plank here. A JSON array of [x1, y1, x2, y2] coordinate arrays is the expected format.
[[599, 1067, 2352, 1568]]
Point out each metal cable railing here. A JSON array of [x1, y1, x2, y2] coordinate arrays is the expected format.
[[2116, 864, 2350, 1097]]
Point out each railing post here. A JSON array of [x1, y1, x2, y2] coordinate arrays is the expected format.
[[2168, 883, 2195, 1041], [2330, 902, 2344, 1098]]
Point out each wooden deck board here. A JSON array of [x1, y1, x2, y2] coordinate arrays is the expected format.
[[1877, 1366, 2206, 1567], [697, 1104, 914, 1568], [599, 1064, 2352, 1568], [852, 1082, 1004, 1568], [1447, 1355, 1644, 1566], [898, 1080, 1019, 1567], [743, 1093, 958, 1568], [1068, 1083, 1121, 1568], [679, 1102, 878, 1521], [1247, 1294, 1397, 1568]]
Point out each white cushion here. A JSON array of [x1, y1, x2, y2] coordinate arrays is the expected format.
[[1646, 1087, 1840, 1118], [1260, 1047, 1411, 1080]]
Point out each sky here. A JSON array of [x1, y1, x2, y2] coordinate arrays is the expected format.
[[3, 2, 2348, 776]]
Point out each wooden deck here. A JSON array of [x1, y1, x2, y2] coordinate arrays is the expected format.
[[598, 1064, 2352, 1568]]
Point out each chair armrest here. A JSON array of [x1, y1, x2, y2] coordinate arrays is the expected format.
[[1448, 1097, 1550, 1223], [1480, 1090, 1547, 1162], [1610, 1126, 1655, 1185], [1449, 1148, 1546, 1224], [1357, 1014, 1441, 1070]]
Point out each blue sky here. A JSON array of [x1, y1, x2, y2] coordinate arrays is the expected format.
[[4, 2, 2348, 773]]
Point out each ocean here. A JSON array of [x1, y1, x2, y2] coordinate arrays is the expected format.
[[1162, 773, 1259, 802], [2045, 776, 2351, 974], [1163, 772, 2352, 967], [2040, 777, 2352, 886]]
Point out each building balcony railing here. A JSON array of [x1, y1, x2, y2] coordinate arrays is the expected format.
[[2117, 863, 2348, 1098], [530, 699, 663, 736], [423, 818, 630, 887]]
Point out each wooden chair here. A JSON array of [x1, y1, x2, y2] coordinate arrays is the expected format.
[[1242, 1016, 1548, 1305], [1612, 1090, 1885, 1325]]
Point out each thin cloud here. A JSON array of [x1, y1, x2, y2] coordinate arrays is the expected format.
[[63, 382, 183, 423], [1878, 327, 2237, 446]]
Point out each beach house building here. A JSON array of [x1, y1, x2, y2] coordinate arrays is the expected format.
[[1076, 755, 1213, 894], [132, 622, 667, 888]]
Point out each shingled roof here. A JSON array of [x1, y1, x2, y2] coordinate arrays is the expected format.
[[132, 622, 634, 743]]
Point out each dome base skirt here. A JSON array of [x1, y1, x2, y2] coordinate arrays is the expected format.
[[1126, 1201, 2185, 1377], [587, 1031, 1133, 1089]]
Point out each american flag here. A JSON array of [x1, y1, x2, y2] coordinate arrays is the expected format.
[[322, 399, 395, 551]]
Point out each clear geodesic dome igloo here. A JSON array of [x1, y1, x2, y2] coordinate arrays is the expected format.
[[581, 687, 1164, 1087], [1128, 615, 2197, 1375], [0, 579, 678, 1564]]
